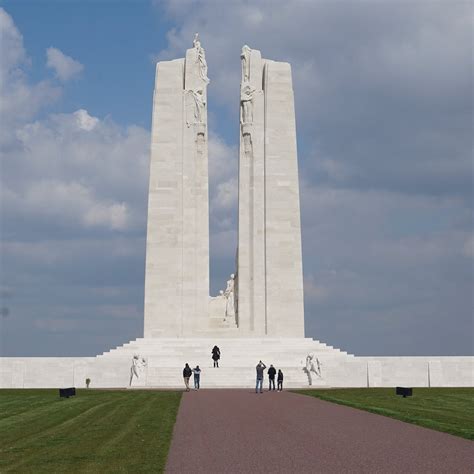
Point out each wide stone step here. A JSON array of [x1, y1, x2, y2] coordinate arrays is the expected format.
[[97, 350, 349, 361], [131, 366, 328, 389], [95, 338, 354, 360]]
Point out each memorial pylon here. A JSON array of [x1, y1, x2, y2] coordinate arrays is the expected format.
[[144, 38, 305, 338], [236, 47, 305, 337], [144, 34, 210, 337]]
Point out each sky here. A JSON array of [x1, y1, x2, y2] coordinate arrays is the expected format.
[[0, 0, 472, 357]]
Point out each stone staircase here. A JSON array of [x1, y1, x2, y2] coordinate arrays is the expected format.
[[94, 337, 353, 388], [97, 337, 352, 362]]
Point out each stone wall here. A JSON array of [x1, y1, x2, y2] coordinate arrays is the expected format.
[[1, 342, 472, 389]]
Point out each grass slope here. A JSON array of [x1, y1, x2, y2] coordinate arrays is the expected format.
[[295, 387, 474, 440], [0, 389, 182, 473]]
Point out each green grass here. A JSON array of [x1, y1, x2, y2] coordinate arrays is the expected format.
[[294, 387, 474, 440], [0, 389, 182, 473]]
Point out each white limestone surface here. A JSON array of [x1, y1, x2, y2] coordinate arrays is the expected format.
[[263, 60, 305, 337], [144, 41, 210, 338], [237, 48, 266, 335], [144, 58, 185, 338], [1, 339, 472, 389], [237, 49, 304, 337]]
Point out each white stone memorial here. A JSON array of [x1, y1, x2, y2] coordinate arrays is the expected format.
[[0, 38, 472, 388], [144, 40, 305, 338]]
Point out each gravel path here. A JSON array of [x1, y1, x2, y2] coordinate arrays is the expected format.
[[165, 389, 473, 473]]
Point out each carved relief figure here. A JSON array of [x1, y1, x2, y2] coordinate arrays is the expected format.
[[188, 88, 206, 124], [196, 130, 205, 155], [304, 353, 322, 385], [241, 82, 256, 124], [242, 129, 253, 156], [223, 273, 236, 320], [129, 354, 147, 386], [241, 45, 252, 82], [193, 33, 210, 84]]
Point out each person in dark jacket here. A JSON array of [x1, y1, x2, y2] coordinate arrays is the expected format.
[[268, 365, 277, 391], [277, 369, 284, 391], [183, 363, 192, 391], [211, 345, 220, 368]]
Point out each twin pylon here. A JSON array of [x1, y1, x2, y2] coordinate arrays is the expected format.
[[144, 37, 304, 338]]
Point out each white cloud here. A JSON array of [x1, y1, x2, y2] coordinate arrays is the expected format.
[[74, 109, 98, 131], [208, 132, 237, 182], [4, 179, 131, 231], [46, 47, 84, 81], [208, 130, 239, 229], [0, 8, 60, 140], [84, 201, 129, 230], [2, 107, 149, 234], [212, 177, 237, 211], [0, 7, 27, 73]]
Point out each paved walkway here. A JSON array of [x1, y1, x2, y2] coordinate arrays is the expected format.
[[165, 389, 473, 473]]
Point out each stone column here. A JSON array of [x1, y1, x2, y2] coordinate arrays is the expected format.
[[144, 59, 185, 337], [237, 51, 305, 338], [144, 36, 210, 337], [182, 40, 210, 335], [237, 47, 266, 335], [263, 60, 305, 337]]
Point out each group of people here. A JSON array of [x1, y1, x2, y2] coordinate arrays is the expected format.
[[255, 361, 284, 393], [181, 345, 221, 391], [181, 347, 285, 393], [182, 363, 201, 391]]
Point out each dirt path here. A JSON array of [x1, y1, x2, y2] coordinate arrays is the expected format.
[[165, 389, 473, 473]]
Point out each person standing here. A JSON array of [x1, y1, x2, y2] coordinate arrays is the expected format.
[[255, 361, 266, 393], [268, 365, 276, 391], [183, 363, 192, 391], [277, 369, 284, 391], [211, 345, 221, 368], [193, 365, 201, 390]]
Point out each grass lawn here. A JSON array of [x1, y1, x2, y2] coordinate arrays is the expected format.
[[295, 387, 474, 440], [0, 389, 182, 473]]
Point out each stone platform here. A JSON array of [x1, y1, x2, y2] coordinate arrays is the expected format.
[[1, 338, 472, 389], [97, 337, 352, 389]]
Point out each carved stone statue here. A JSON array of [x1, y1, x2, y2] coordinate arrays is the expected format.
[[241, 45, 252, 82], [196, 127, 205, 155], [223, 273, 235, 320], [188, 88, 206, 124], [242, 129, 252, 156], [193, 33, 210, 84], [241, 82, 256, 124], [193, 32, 200, 49], [304, 353, 322, 385], [129, 354, 147, 386]]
